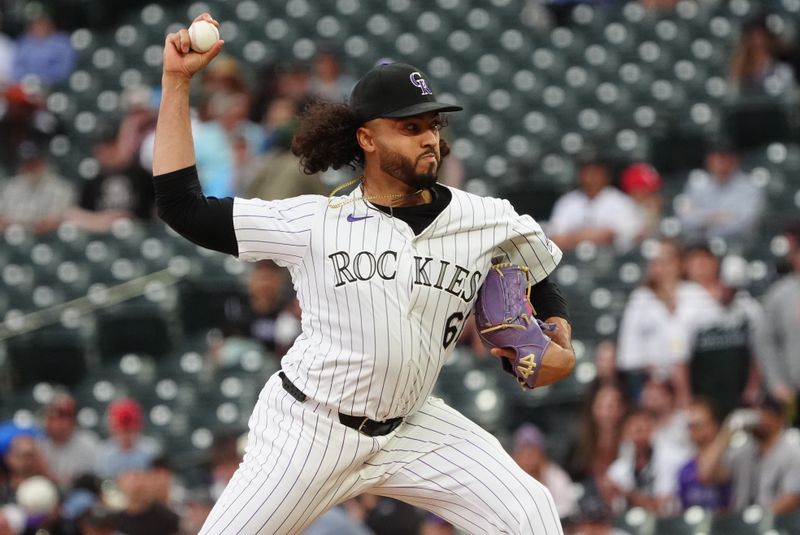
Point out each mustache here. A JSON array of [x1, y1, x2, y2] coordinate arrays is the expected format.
[[416, 150, 439, 163]]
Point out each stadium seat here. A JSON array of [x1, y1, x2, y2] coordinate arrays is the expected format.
[[774, 510, 800, 535], [614, 507, 656, 535], [5, 326, 88, 387], [655, 508, 711, 535], [177, 275, 246, 335], [96, 301, 174, 360], [709, 507, 772, 535], [725, 101, 794, 151]]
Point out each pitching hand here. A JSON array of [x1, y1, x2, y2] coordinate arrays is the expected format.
[[162, 13, 223, 80]]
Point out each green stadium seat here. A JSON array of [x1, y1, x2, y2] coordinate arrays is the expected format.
[[96, 301, 174, 360], [614, 507, 656, 535], [158, 345, 211, 385], [5, 326, 88, 387], [774, 510, 800, 535], [655, 508, 711, 535], [709, 506, 772, 535], [725, 101, 794, 152], [177, 275, 245, 335]]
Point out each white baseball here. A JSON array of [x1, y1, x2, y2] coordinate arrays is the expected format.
[[188, 20, 219, 53]]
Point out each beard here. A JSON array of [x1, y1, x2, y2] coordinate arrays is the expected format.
[[377, 143, 440, 190]]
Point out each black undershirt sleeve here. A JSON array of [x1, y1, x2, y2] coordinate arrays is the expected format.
[[153, 165, 239, 256], [529, 276, 570, 323]]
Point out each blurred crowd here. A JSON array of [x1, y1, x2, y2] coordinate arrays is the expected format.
[[0, 390, 472, 534], [0, 0, 800, 534]]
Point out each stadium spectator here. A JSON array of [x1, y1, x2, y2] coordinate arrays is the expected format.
[[11, 11, 75, 85], [567, 383, 629, 504], [675, 139, 764, 248], [729, 18, 795, 94], [199, 55, 248, 97], [216, 260, 291, 356], [178, 489, 214, 535], [512, 423, 578, 519], [607, 409, 675, 515], [238, 96, 327, 200], [77, 504, 117, 535], [250, 60, 311, 123], [705, 396, 800, 513], [0, 141, 75, 233], [15, 475, 65, 533], [207, 432, 243, 501], [149, 456, 185, 512], [683, 247, 765, 416], [564, 492, 632, 535], [111, 468, 180, 535], [593, 340, 624, 388], [616, 239, 720, 401], [548, 159, 641, 253], [94, 399, 161, 480], [275, 61, 312, 104], [0, 84, 61, 173], [677, 398, 731, 511], [640, 378, 692, 460], [39, 393, 99, 488], [309, 47, 356, 103], [0, 31, 12, 85], [0, 435, 50, 502], [619, 163, 664, 242], [193, 90, 264, 198], [61, 486, 100, 529], [759, 219, 800, 425], [304, 504, 374, 535], [67, 87, 157, 231], [0, 504, 24, 535], [420, 514, 455, 535]]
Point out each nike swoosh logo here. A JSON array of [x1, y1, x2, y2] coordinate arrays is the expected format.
[[346, 214, 373, 222]]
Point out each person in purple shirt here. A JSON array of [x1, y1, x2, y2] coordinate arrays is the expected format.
[[677, 398, 731, 510], [12, 13, 75, 85]]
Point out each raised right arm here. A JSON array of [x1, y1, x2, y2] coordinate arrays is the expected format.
[[150, 14, 239, 255], [152, 13, 223, 175]]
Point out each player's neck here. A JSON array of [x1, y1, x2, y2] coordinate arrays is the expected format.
[[361, 167, 434, 207]]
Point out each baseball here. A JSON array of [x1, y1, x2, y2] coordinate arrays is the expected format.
[[188, 20, 219, 53]]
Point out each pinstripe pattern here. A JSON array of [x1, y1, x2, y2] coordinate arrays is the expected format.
[[201, 188, 564, 534], [200, 377, 563, 534]]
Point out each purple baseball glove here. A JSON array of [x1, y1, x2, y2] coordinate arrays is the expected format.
[[475, 263, 556, 389]]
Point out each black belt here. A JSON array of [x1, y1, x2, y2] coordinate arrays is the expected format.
[[279, 371, 403, 437]]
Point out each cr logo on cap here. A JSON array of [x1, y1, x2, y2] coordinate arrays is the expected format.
[[409, 72, 433, 96]]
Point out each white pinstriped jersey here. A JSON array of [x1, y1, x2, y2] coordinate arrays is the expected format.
[[233, 186, 562, 421]]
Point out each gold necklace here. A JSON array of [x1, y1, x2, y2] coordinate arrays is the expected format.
[[327, 176, 426, 209]]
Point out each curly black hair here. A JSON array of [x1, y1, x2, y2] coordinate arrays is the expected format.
[[291, 101, 451, 176], [291, 101, 362, 175]]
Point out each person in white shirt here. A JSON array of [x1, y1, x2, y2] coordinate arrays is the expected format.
[[616, 239, 721, 403], [39, 393, 99, 488], [549, 159, 641, 253], [607, 409, 678, 516], [676, 140, 764, 248]]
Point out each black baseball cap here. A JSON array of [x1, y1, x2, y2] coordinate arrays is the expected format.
[[349, 62, 462, 124]]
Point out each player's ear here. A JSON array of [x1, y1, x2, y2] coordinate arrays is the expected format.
[[356, 125, 376, 154]]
